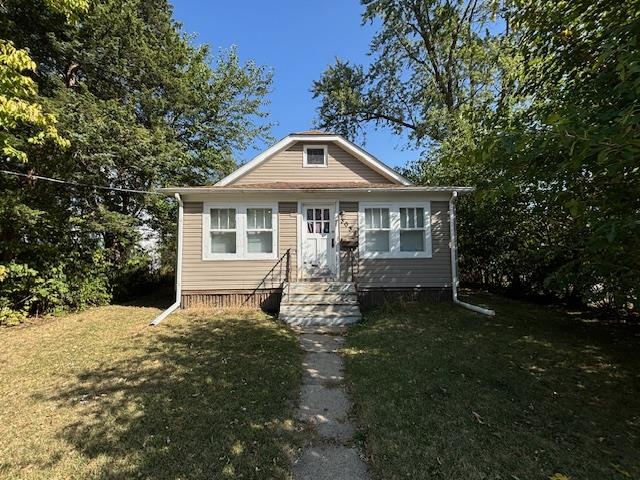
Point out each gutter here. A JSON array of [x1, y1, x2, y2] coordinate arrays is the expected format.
[[150, 193, 184, 326], [449, 191, 496, 316]]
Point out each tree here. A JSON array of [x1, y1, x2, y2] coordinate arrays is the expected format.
[[314, 0, 639, 311], [0, 0, 87, 162], [312, 0, 512, 147], [0, 0, 272, 323], [491, 0, 640, 308]]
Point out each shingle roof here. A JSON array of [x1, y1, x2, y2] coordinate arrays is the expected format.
[[292, 129, 332, 135]]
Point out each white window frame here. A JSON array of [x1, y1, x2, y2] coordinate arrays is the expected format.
[[245, 206, 277, 258], [205, 205, 238, 260], [361, 206, 392, 254], [358, 202, 432, 259], [303, 144, 328, 168], [203, 202, 278, 261], [399, 206, 427, 253]]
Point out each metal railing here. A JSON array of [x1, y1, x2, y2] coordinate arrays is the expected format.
[[243, 248, 291, 306], [346, 246, 359, 289]]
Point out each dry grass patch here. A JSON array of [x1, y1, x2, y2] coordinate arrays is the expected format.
[[0, 303, 302, 479]]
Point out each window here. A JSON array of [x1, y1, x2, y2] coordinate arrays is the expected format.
[[306, 208, 331, 234], [203, 203, 277, 260], [210, 208, 236, 254], [247, 208, 273, 253], [399, 207, 425, 252], [363, 208, 390, 252], [359, 203, 432, 258], [303, 145, 327, 167]]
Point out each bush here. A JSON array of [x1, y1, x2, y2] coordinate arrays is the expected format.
[[0, 258, 111, 326]]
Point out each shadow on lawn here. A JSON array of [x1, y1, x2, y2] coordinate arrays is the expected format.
[[41, 315, 301, 479], [348, 293, 640, 479], [120, 285, 176, 309]]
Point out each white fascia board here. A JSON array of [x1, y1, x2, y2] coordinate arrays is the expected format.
[[215, 134, 413, 186], [157, 186, 474, 195]]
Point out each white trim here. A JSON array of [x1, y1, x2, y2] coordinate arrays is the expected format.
[[296, 200, 303, 279], [215, 134, 412, 186], [202, 202, 278, 261], [159, 186, 474, 195], [303, 144, 328, 168], [358, 201, 432, 259], [334, 199, 340, 280]]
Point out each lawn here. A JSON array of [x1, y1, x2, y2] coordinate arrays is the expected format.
[[344, 293, 640, 480], [0, 302, 302, 479]]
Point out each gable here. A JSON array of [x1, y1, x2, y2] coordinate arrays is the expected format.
[[217, 134, 412, 186], [230, 141, 395, 186]]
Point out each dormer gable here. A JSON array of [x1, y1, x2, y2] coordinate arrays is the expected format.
[[216, 132, 412, 187]]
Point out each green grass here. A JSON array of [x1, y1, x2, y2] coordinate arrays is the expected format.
[[0, 303, 302, 479], [344, 293, 640, 480]]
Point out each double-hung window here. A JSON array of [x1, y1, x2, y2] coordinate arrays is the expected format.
[[204, 203, 277, 260], [359, 202, 431, 258], [399, 207, 425, 252], [246, 208, 273, 254], [363, 207, 390, 252], [210, 208, 237, 254]]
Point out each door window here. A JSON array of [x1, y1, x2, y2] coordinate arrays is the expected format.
[[307, 208, 331, 234]]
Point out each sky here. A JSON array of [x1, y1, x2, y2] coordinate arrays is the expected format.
[[170, 0, 422, 168]]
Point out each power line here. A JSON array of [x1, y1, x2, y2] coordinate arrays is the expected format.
[[0, 170, 160, 195]]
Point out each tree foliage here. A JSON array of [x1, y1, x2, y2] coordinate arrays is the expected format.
[[0, 0, 272, 323], [0, 0, 86, 162], [315, 0, 639, 311], [312, 0, 512, 146]]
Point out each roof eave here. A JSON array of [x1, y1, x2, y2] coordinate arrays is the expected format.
[[157, 186, 475, 195]]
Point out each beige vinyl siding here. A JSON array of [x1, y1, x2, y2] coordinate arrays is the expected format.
[[232, 142, 395, 185], [339, 200, 452, 288], [278, 202, 298, 278], [339, 201, 358, 241], [182, 202, 298, 290], [338, 202, 358, 281]]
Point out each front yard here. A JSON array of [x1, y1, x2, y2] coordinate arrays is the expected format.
[[344, 294, 640, 480], [3, 292, 639, 480], [0, 304, 302, 479]]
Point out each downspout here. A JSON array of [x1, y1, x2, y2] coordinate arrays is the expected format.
[[150, 193, 184, 325], [449, 191, 495, 316]]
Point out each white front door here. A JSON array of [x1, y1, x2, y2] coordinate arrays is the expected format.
[[302, 204, 335, 279]]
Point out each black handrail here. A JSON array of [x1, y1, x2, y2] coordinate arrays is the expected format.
[[347, 247, 359, 290], [243, 248, 291, 306]]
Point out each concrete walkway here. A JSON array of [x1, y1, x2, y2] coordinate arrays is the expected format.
[[292, 327, 370, 480]]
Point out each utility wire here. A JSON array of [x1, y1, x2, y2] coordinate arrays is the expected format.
[[0, 170, 161, 195]]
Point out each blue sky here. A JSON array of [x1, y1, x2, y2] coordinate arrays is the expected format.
[[171, 0, 422, 168]]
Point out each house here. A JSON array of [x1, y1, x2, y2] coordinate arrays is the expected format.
[[152, 130, 491, 326]]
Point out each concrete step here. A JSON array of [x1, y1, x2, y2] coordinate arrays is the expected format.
[[280, 282, 361, 327], [280, 304, 361, 316], [283, 300, 359, 307], [280, 315, 361, 326], [282, 293, 358, 305], [287, 282, 356, 294]]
